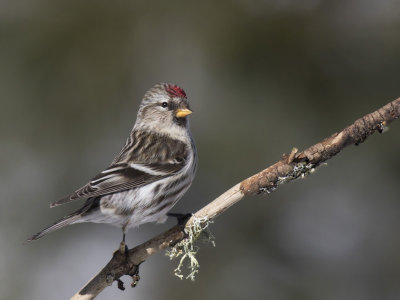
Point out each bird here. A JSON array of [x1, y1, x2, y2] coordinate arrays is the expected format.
[[26, 83, 197, 251]]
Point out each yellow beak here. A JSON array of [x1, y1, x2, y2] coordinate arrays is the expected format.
[[175, 108, 193, 118]]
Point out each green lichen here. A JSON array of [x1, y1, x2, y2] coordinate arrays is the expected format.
[[166, 216, 215, 281]]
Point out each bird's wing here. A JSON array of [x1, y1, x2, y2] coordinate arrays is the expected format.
[[50, 161, 185, 207]]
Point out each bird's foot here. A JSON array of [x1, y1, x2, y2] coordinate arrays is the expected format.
[[167, 212, 193, 226], [117, 279, 125, 291], [130, 265, 141, 288]]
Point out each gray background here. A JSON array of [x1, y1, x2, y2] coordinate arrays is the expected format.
[[1, 1, 400, 299]]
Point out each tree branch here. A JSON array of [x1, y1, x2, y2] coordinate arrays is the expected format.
[[71, 98, 400, 300]]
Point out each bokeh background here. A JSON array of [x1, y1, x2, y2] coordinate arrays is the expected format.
[[1, 1, 400, 299]]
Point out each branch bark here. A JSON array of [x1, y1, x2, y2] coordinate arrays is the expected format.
[[71, 98, 400, 300]]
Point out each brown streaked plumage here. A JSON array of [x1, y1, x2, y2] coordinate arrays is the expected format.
[[26, 83, 197, 243]]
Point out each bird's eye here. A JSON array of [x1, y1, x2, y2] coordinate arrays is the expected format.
[[161, 102, 168, 108]]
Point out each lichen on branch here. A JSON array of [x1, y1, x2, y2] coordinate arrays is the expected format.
[[166, 216, 215, 280]]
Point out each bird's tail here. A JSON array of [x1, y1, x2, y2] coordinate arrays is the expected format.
[[25, 212, 82, 243]]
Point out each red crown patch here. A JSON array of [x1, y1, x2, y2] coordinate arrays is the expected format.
[[166, 84, 187, 99]]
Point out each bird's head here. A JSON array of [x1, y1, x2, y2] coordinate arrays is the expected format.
[[135, 83, 192, 139]]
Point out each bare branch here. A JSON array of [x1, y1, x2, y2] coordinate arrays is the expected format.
[[71, 98, 400, 300]]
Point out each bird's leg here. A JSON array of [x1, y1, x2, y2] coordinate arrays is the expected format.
[[120, 233, 127, 254], [113, 231, 128, 261], [167, 212, 193, 226], [120, 225, 128, 255]]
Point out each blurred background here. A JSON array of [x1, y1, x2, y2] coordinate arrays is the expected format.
[[1, 0, 400, 299]]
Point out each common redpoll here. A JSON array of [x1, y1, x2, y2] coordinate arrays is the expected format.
[[27, 83, 197, 246]]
